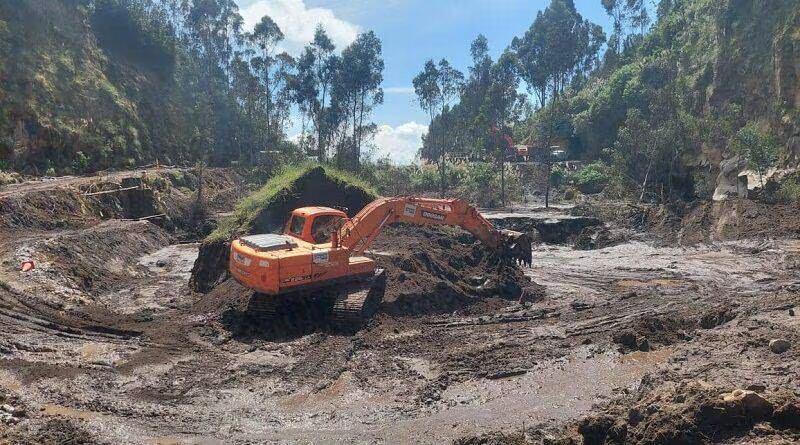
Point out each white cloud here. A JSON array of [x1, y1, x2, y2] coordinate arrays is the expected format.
[[383, 86, 415, 94], [240, 0, 359, 55], [371, 122, 427, 165]]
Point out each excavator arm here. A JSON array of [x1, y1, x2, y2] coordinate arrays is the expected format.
[[337, 197, 532, 266]]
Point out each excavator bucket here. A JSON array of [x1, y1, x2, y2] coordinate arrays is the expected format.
[[500, 230, 533, 267]]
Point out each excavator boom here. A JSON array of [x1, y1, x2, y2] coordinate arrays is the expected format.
[[338, 197, 532, 266]]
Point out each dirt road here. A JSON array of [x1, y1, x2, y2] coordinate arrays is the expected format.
[[0, 177, 797, 444]]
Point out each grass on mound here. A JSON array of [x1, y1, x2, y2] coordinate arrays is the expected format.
[[207, 163, 378, 243]]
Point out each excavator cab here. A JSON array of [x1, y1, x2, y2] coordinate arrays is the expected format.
[[283, 207, 347, 245]]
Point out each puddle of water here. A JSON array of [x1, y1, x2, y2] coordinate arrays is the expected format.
[[619, 347, 674, 366], [147, 437, 225, 445], [42, 404, 103, 421], [0, 370, 22, 391], [614, 278, 684, 288], [397, 357, 440, 380]]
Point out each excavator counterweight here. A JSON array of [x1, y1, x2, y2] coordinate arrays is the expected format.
[[229, 197, 533, 331]]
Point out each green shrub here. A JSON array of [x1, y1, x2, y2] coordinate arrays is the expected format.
[[72, 151, 89, 173], [777, 174, 800, 203], [569, 161, 611, 194], [454, 162, 522, 208], [550, 165, 566, 188], [733, 122, 778, 188]]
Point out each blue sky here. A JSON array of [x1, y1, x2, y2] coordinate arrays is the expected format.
[[235, 0, 616, 163]]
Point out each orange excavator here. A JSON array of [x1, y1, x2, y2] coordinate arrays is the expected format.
[[229, 197, 532, 330]]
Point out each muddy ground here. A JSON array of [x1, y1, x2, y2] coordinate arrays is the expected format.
[[0, 171, 798, 444]]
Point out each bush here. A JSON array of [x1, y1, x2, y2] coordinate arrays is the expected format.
[[72, 151, 90, 173], [569, 161, 611, 194], [550, 165, 566, 188], [454, 162, 522, 208], [0, 170, 20, 186], [733, 122, 778, 188], [777, 174, 800, 203]]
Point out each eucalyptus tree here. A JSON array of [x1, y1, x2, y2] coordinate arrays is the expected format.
[[413, 58, 464, 196], [512, 0, 605, 107], [249, 16, 289, 147], [332, 31, 384, 170], [309, 26, 338, 162]]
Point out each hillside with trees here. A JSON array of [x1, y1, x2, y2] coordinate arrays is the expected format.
[[1, 0, 798, 206], [0, 0, 384, 175], [545, 0, 800, 202], [402, 0, 799, 205]]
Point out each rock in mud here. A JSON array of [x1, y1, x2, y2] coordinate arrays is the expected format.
[[570, 300, 593, 311], [612, 330, 639, 351], [769, 338, 791, 354], [721, 389, 774, 420]]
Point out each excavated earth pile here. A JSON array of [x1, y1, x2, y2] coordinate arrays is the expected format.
[[370, 224, 542, 315]]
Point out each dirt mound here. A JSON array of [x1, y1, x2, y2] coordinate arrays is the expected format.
[[12, 220, 171, 306], [190, 165, 377, 292], [197, 223, 540, 340], [0, 168, 242, 236], [575, 381, 800, 445], [579, 199, 800, 245], [371, 224, 540, 316], [0, 187, 101, 230]]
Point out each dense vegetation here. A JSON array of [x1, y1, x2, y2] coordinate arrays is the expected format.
[[411, 0, 799, 203], [1, 0, 797, 205], [0, 0, 384, 175], [547, 0, 800, 202]]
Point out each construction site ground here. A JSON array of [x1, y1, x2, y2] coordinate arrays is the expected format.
[[0, 169, 798, 444]]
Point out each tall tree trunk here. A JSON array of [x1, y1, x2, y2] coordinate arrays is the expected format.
[[640, 153, 654, 203], [501, 157, 506, 208], [356, 91, 366, 171], [545, 161, 551, 209], [318, 81, 329, 163]]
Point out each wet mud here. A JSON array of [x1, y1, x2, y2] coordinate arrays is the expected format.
[[0, 174, 798, 444]]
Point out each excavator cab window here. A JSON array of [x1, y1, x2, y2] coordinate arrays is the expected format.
[[311, 215, 344, 244], [288, 215, 306, 237]]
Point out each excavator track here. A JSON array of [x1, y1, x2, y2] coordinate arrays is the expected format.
[[330, 269, 387, 332], [247, 292, 280, 317]]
